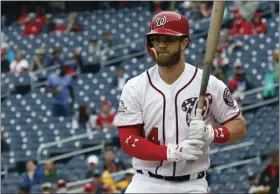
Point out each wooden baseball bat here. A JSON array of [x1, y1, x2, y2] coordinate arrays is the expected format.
[[196, 1, 226, 118]]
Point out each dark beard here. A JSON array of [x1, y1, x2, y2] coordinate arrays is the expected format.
[[156, 45, 181, 67]]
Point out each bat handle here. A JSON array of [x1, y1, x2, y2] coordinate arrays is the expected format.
[[196, 108, 203, 119]]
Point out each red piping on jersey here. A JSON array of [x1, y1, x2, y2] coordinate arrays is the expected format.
[[146, 70, 166, 175], [118, 123, 144, 128], [220, 110, 240, 125], [118, 123, 146, 137], [173, 67, 198, 176]]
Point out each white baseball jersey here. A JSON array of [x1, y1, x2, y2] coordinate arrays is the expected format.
[[115, 63, 240, 176]]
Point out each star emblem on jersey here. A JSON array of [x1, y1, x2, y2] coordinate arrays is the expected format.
[[182, 93, 212, 126], [118, 100, 128, 115], [223, 88, 234, 107]]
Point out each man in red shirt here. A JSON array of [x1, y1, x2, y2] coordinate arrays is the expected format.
[[258, 148, 279, 194], [22, 13, 42, 36], [96, 100, 116, 129], [230, 12, 252, 37], [52, 19, 66, 34], [35, 6, 47, 26], [251, 12, 267, 35]]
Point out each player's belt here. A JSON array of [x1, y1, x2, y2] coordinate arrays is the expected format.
[[136, 170, 205, 182]]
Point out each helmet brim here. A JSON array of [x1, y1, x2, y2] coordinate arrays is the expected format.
[[146, 28, 183, 37]]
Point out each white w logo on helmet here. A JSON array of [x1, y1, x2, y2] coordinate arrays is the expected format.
[[155, 16, 167, 27]]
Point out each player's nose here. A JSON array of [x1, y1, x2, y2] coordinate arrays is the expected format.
[[157, 41, 168, 48]]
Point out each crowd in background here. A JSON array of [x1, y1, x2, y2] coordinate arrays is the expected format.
[[1, 1, 279, 194]]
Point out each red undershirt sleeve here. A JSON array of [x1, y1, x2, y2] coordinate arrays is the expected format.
[[118, 126, 167, 161]]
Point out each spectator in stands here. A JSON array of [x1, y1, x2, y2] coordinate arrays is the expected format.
[[199, 2, 211, 17], [231, 1, 260, 22], [64, 49, 84, 76], [18, 185, 30, 194], [46, 48, 64, 67], [42, 14, 56, 34], [272, 49, 279, 82], [48, 1, 65, 14], [153, 1, 162, 13], [233, 59, 243, 75], [92, 170, 103, 194], [65, 13, 83, 33], [102, 32, 113, 50], [229, 13, 252, 37], [102, 184, 114, 193], [22, 160, 43, 190], [29, 47, 48, 72], [9, 50, 29, 73], [247, 172, 269, 194], [1, 42, 15, 63], [41, 160, 64, 184], [104, 148, 117, 172], [214, 69, 226, 83], [17, 6, 29, 25], [83, 183, 95, 194], [22, 13, 42, 36], [228, 71, 253, 93], [113, 159, 126, 182], [40, 182, 53, 194], [85, 155, 99, 178], [72, 105, 97, 131], [35, 6, 47, 26], [56, 179, 67, 193], [116, 168, 136, 194], [1, 46, 10, 73], [213, 45, 229, 74], [52, 19, 66, 34], [101, 148, 119, 192], [112, 67, 129, 91], [258, 148, 279, 194], [96, 100, 116, 129], [263, 61, 277, 100], [88, 36, 102, 64], [218, 29, 244, 55], [251, 12, 267, 35], [46, 65, 75, 117], [1, 133, 9, 152]]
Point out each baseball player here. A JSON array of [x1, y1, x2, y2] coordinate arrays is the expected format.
[[114, 11, 246, 193]]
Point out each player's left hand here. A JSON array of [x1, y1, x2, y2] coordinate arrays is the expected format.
[[189, 118, 214, 144]]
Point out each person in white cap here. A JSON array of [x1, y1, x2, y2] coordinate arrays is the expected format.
[[9, 50, 29, 73], [1, 42, 15, 63], [86, 155, 99, 178]]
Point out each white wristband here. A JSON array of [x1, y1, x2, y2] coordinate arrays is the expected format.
[[206, 125, 215, 144], [166, 143, 179, 162]]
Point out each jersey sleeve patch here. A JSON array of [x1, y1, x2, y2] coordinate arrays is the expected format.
[[223, 88, 234, 107], [117, 100, 128, 115]]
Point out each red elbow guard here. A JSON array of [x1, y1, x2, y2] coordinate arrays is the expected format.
[[118, 127, 167, 161]]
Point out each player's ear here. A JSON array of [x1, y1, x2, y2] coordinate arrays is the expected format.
[[180, 36, 189, 50]]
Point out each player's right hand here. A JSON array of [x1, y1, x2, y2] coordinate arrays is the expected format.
[[166, 139, 204, 162]]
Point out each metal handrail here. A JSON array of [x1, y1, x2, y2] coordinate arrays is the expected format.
[[65, 141, 255, 189], [66, 156, 261, 192], [0, 165, 8, 176], [101, 50, 145, 66], [37, 130, 99, 162], [210, 141, 254, 154], [241, 83, 279, 97], [67, 169, 127, 188], [241, 97, 279, 111], [210, 156, 260, 171], [38, 143, 105, 164]]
